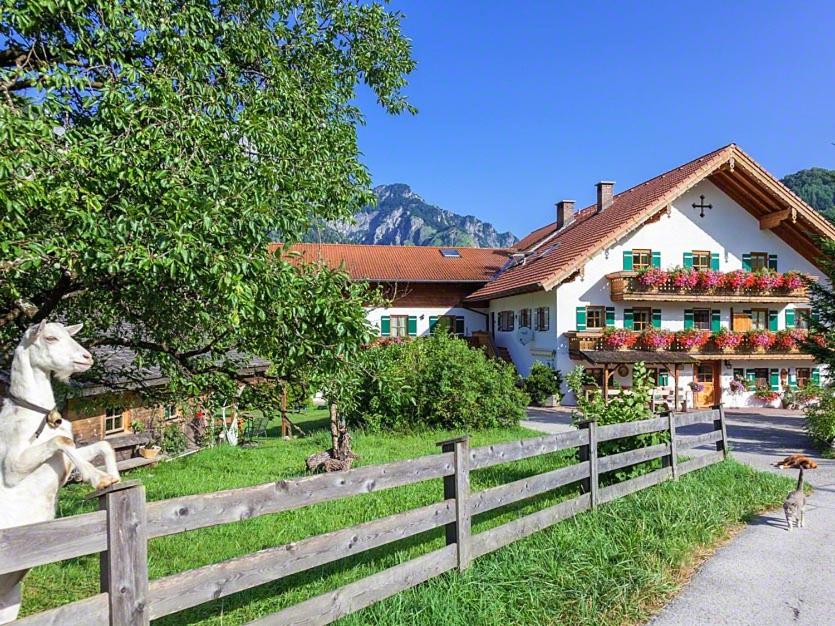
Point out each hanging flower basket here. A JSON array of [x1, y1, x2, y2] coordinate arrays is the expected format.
[[728, 379, 747, 395], [688, 381, 704, 393]]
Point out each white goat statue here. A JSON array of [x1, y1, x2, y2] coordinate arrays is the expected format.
[[0, 321, 121, 623]]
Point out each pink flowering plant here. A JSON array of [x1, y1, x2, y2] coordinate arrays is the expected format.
[[746, 329, 776, 350], [780, 271, 805, 291], [675, 328, 710, 351], [602, 328, 637, 350], [774, 329, 805, 351], [728, 378, 747, 395], [753, 270, 780, 291], [688, 381, 704, 393], [721, 270, 749, 290], [713, 328, 743, 350], [753, 386, 780, 404], [639, 327, 673, 350], [670, 267, 699, 289], [636, 267, 668, 288], [696, 269, 722, 290]]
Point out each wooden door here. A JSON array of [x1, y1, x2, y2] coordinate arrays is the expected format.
[[694, 364, 716, 408]]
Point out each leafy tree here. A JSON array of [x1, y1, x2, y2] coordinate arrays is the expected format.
[[0, 1, 415, 400], [782, 168, 835, 221]]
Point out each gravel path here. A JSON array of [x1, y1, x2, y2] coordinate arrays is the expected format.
[[649, 409, 835, 626]]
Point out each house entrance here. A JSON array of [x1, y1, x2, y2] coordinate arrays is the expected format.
[[694, 363, 717, 408]]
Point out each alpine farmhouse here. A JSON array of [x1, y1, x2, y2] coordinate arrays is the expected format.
[[290, 144, 835, 408]]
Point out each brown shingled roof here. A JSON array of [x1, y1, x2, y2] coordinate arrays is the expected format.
[[275, 243, 509, 283]]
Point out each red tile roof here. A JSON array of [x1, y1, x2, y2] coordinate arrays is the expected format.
[[275, 243, 509, 283], [467, 145, 735, 301]]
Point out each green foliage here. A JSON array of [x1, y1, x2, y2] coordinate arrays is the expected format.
[[804, 238, 835, 366], [338, 333, 529, 431], [160, 423, 188, 455], [524, 362, 563, 405], [805, 388, 835, 448], [0, 0, 414, 407], [782, 168, 835, 219], [567, 362, 666, 479]]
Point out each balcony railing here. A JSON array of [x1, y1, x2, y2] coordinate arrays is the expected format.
[[566, 330, 816, 361], [607, 271, 810, 303]]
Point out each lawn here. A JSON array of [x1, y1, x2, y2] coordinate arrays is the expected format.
[[22, 407, 792, 625]]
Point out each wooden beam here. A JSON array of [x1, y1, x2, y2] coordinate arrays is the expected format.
[[759, 208, 792, 230]]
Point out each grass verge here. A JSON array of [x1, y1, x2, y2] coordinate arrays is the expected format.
[[21, 408, 792, 625]]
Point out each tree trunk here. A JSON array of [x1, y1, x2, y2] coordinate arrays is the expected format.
[[306, 402, 358, 473]]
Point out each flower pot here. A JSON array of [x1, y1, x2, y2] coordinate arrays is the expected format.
[[139, 445, 161, 460], [720, 346, 736, 354], [751, 346, 766, 354]]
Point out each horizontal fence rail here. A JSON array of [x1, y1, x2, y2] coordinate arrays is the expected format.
[[3, 407, 730, 625]]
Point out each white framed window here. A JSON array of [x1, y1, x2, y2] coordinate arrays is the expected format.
[[105, 407, 125, 435]]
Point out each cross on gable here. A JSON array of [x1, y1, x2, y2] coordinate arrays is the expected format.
[[692, 194, 712, 218]]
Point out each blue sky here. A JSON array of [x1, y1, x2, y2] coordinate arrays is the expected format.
[[355, 1, 835, 239]]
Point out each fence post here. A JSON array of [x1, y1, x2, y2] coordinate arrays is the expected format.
[[437, 435, 471, 571], [577, 421, 598, 508], [714, 404, 729, 459], [98, 480, 150, 626], [666, 412, 679, 480]]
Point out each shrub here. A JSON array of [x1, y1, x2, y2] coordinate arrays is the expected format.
[[524, 362, 563, 406], [341, 332, 528, 431], [805, 388, 835, 448], [160, 423, 188, 455]]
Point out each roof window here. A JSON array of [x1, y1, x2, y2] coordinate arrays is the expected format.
[[440, 248, 461, 258]]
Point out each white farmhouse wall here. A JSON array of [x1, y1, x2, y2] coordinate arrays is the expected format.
[[366, 305, 487, 338], [488, 290, 558, 375]]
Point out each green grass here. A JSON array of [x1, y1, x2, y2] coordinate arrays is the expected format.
[[21, 407, 792, 625]]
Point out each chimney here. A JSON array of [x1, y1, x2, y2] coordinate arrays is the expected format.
[[555, 200, 575, 229], [596, 181, 615, 212]]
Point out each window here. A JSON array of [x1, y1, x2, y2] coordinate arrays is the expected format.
[[693, 308, 711, 330], [749, 252, 769, 271], [797, 368, 811, 387], [692, 251, 711, 271], [434, 315, 465, 336], [164, 404, 178, 421], [632, 249, 652, 271], [390, 315, 409, 338], [632, 307, 652, 331], [586, 306, 605, 329], [535, 307, 550, 331], [105, 407, 124, 435], [795, 308, 811, 330], [754, 368, 769, 388], [439, 248, 461, 258], [498, 311, 514, 332], [519, 308, 532, 329], [751, 308, 768, 331]]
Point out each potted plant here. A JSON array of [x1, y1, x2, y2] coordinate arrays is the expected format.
[[675, 328, 710, 352], [713, 328, 742, 353], [696, 269, 722, 291], [602, 328, 637, 351], [746, 329, 775, 353], [752, 269, 779, 291], [688, 381, 704, 393], [721, 270, 749, 291], [728, 378, 747, 395], [639, 327, 673, 351], [138, 444, 161, 459], [774, 329, 805, 352], [753, 385, 780, 406], [636, 267, 668, 289], [780, 271, 805, 291]]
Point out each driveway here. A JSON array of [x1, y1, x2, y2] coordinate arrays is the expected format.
[[650, 409, 835, 626]]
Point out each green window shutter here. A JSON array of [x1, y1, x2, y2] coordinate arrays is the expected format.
[[812, 368, 821, 386], [711, 309, 721, 332], [651, 251, 661, 268], [684, 309, 694, 330], [682, 251, 693, 269], [788, 370, 798, 389], [623, 250, 633, 271], [768, 310, 778, 331], [768, 254, 778, 271], [745, 369, 756, 382], [742, 253, 752, 271], [428, 316, 438, 334], [575, 306, 587, 331], [455, 316, 465, 336], [407, 316, 417, 337], [658, 369, 669, 386], [624, 308, 634, 330], [785, 309, 795, 329], [605, 306, 615, 328], [769, 368, 780, 391], [380, 316, 390, 337], [652, 309, 662, 329], [710, 252, 720, 271], [811, 309, 820, 322]]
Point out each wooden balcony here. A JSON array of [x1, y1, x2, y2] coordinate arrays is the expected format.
[[566, 330, 815, 361], [607, 271, 809, 303]]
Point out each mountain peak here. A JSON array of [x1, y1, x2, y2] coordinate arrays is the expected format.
[[306, 184, 517, 248]]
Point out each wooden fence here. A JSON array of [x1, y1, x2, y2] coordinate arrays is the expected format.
[[1, 408, 729, 626]]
